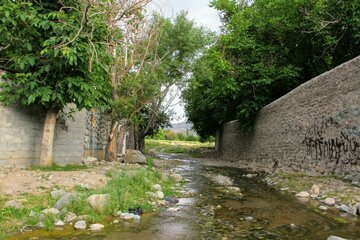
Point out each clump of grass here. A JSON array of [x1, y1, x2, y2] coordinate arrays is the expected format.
[[30, 164, 88, 172], [0, 166, 177, 238], [145, 139, 214, 156]]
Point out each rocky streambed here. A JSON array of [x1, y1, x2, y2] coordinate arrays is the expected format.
[[9, 155, 360, 240]]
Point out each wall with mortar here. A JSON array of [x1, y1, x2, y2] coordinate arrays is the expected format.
[[217, 56, 360, 175], [0, 74, 87, 166]]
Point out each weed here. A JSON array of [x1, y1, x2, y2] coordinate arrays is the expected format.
[[30, 164, 88, 172]]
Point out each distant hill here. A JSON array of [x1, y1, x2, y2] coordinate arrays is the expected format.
[[165, 121, 197, 136]]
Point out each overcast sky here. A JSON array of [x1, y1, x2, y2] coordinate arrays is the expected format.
[[148, 0, 221, 123]]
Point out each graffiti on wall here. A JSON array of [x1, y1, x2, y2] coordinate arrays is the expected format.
[[303, 116, 360, 165]]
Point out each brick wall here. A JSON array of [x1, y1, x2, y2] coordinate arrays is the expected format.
[[217, 56, 360, 175]]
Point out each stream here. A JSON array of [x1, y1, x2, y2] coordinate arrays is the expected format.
[[16, 155, 360, 240]]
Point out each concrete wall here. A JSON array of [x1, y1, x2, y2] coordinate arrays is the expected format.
[[0, 75, 87, 166], [217, 56, 360, 175]]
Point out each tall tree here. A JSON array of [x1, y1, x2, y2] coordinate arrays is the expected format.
[[109, 12, 213, 154], [184, 0, 360, 138], [0, 0, 112, 165]]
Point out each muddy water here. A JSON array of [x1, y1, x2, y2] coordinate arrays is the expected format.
[[16, 157, 360, 240]]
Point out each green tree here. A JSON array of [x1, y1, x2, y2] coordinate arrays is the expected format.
[[0, 0, 112, 165], [184, 0, 360, 138], [111, 12, 213, 153]]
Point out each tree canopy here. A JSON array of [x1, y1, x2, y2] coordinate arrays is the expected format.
[[0, 0, 112, 112], [183, 0, 360, 138]]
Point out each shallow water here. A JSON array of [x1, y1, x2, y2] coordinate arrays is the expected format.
[[15, 157, 360, 240]]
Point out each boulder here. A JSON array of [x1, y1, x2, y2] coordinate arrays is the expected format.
[[124, 149, 146, 164], [4, 200, 23, 209], [74, 220, 87, 230], [90, 223, 104, 231], [295, 191, 310, 198], [87, 194, 110, 212], [55, 193, 78, 210]]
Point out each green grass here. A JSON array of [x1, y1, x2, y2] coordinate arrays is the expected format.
[[30, 164, 88, 172], [145, 139, 214, 157], [0, 166, 177, 239]]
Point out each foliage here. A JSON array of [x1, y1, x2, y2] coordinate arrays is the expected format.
[[112, 12, 214, 149], [0, 0, 112, 113], [30, 164, 88, 172], [183, 0, 360, 138], [145, 139, 214, 156], [149, 128, 201, 142]]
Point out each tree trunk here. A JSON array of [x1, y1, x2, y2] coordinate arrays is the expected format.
[[39, 108, 57, 166], [105, 121, 118, 162], [133, 127, 145, 153]]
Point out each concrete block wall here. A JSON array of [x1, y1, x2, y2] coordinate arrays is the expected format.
[[0, 75, 87, 166], [217, 56, 360, 175]]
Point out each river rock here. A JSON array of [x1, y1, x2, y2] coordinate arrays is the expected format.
[[64, 212, 77, 223], [324, 197, 336, 206], [74, 220, 86, 230], [87, 194, 110, 212], [327, 236, 348, 240], [146, 192, 158, 199], [155, 191, 164, 199], [319, 206, 328, 211], [310, 184, 320, 196], [120, 213, 135, 220], [169, 173, 183, 182], [54, 220, 65, 227], [51, 189, 66, 199], [83, 157, 98, 165], [338, 204, 350, 213], [90, 223, 104, 231], [245, 216, 254, 221], [295, 191, 310, 198], [152, 184, 162, 191], [41, 208, 60, 215], [124, 149, 146, 164], [55, 192, 78, 210], [168, 207, 181, 212], [4, 200, 23, 209]]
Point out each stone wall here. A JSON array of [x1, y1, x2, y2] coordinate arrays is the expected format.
[[217, 56, 360, 175], [83, 110, 112, 160]]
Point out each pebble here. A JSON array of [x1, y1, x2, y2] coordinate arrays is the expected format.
[[280, 187, 289, 191], [64, 212, 77, 223], [90, 223, 104, 231], [169, 173, 183, 182], [74, 220, 86, 230], [152, 184, 162, 191], [319, 205, 328, 211], [310, 184, 320, 196], [113, 220, 119, 224], [324, 198, 336, 206], [54, 220, 65, 227], [41, 208, 60, 215], [167, 207, 181, 212], [155, 191, 164, 199], [120, 213, 136, 220], [245, 216, 254, 221], [295, 191, 310, 198]]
